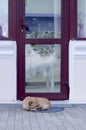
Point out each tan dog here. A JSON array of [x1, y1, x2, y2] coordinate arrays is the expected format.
[[22, 96, 51, 111]]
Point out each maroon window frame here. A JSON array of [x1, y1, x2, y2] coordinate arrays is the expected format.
[[7, 0, 72, 100], [16, 0, 69, 100]]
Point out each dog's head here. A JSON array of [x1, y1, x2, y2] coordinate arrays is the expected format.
[[27, 97, 38, 109]]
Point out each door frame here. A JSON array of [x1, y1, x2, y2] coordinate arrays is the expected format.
[[16, 0, 69, 100]]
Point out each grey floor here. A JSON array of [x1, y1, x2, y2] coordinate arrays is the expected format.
[[0, 104, 86, 130]]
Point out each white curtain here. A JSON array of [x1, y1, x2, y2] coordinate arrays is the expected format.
[[77, 0, 86, 37], [0, 0, 8, 37]]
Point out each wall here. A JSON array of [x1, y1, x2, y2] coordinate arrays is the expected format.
[[0, 0, 86, 104], [0, 41, 17, 103], [1, 40, 86, 104], [69, 40, 86, 103]]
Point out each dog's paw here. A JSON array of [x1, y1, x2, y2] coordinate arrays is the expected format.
[[36, 107, 42, 111]]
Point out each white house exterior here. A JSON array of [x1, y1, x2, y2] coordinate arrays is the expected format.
[[0, 0, 86, 104]]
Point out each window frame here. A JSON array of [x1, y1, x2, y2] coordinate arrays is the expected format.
[[0, 0, 17, 40], [70, 0, 86, 40], [1, 0, 69, 100], [16, 0, 69, 100]]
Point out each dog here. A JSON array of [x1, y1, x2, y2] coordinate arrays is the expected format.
[[22, 96, 51, 111]]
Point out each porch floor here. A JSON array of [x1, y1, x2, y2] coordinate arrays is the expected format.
[[0, 105, 86, 130]]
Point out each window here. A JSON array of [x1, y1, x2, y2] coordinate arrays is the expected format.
[[77, 0, 86, 38], [25, 0, 61, 39], [0, 0, 8, 39], [17, 0, 69, 100], [25, 44, 61, 93]]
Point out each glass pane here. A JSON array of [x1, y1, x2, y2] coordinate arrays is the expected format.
[[0, 0, 8, 38], [25, 44, 61, 93], [77, 0, 86, 38], [25, 0, 61, 39]]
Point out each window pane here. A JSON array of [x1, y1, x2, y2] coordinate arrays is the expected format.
[[77, 0, 86, 38], [25, 0, 61, 39], [25, 44, 61, 93], [0, 0, 8, 38]]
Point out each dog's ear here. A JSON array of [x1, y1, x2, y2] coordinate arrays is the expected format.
[[29, 101, 33, 106]]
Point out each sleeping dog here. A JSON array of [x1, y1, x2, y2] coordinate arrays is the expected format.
[[22, 96, 51, 111]]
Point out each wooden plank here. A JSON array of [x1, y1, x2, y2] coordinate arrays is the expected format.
[[15, 108, 23, 130], [35, 112, 49, 130], [42, 112, 57, 130], [0, 107, 4, 119], [75, 108, 86, 120], [70, 108, 86, 128], [29, 111, 40, 130], [6, 108, 15, 130], [50, 110, 75, 130], [56, 109, 75, 130], [65, 108, 86, 130], [0, 108, 9, 130], [22, 110, 32, 130], [0, 107, 86, 130], [49, 112, 66, 130]]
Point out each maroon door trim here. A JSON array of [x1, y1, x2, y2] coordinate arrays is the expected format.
[[16, 0, 69, 100], [70, 0, 77, 39]]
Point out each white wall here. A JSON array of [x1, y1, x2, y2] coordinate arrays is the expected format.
[[1, 40, 86, 104], [69, 40, 86, 103], [1, 0, 86, 104], [0, 41, 17, 103]]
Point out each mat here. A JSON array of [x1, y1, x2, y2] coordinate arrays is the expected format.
[[31, 106, 64, 113]]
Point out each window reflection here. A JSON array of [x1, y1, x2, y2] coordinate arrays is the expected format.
[[0, 0, 8, 38], [25, 0, 61, 39], [25, 44, 61, 93], [77, 0, 86, 38]]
